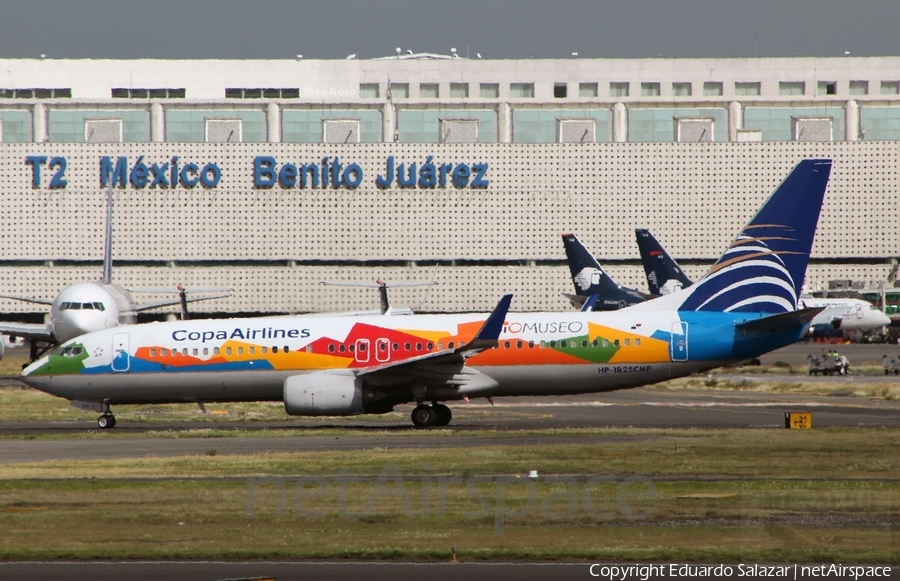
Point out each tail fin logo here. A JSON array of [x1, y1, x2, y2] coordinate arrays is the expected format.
[[684, 227, 801, 313], [573, 267, 603, 292]]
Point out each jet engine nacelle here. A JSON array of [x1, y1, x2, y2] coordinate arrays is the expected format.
[[284, 370, 367, 416]]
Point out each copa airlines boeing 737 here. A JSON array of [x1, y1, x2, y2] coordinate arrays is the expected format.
[[0, 185, 229, 360], [23, 160, 832, 429]]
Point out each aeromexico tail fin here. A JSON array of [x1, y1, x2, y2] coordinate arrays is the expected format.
[[101, 182, 113, 285], [635, 229, 693, 295], [675, 159, 832, 313], [561, 234, 621, 296]]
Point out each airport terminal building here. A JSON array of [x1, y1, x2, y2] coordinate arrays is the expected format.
[[0, 55, 898, 317]]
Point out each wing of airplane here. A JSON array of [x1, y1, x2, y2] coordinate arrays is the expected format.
[[0, 322, 53, 341], [131, 293, 233, 313], [0, 294, 54, 306]]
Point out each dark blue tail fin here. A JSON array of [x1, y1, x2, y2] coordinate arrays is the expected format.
[[635, 229, 693, 296], [561, 233, 646, 311], [673, 159, 832, 313]]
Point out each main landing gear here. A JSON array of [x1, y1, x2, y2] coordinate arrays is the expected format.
[[97, 412, 116, 429], [411, 402, 452, 428]]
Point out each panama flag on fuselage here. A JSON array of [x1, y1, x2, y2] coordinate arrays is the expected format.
[[674, 159, 832, 314]]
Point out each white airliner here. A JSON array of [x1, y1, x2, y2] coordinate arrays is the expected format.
[[0, 185, 229, 361], [23, 160, 832, 429], [798, 295, 891, 333]]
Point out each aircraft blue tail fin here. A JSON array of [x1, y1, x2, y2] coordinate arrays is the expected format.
[[675, 159, 832, 313], [561, 233, 623, 297], [635, 229, 693, 296]]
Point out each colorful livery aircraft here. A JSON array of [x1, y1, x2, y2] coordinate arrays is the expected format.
[[23, 160, 832, 429]]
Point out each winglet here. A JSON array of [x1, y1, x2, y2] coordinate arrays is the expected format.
[[470, 294, 513, 346]]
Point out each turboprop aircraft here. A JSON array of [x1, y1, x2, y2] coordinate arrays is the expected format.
[[22, 159, 832, 429], [561, 233, 649, 311], [0, 185, 229, 360]]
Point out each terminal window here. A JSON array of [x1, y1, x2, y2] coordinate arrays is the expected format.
[[641, 82, 661, 97], [553, 83, 567, 98], [205, 118, 242, 143], [113, 88, 185, 98], [0, 87, 71, 99], [880, 81, 899, 95], [672, 82, 692, 97], [389, 83, 409, 98], [420, 83, 439, 98], [449, 83, 469, 98], [703, 82, 723, 97], [359, 83, 379, 98], [610, 82, 629, 97], [510, 83, 535, 98], [735, 82, 761, 96], [779, 81, 805, 96], [817, 81, 837, 96], [479, 83, 499, 98], [849, 80, 869, 95], [225, 88, 298, 99], [579, 83, 598, 98], [323, 119, 360, 143]]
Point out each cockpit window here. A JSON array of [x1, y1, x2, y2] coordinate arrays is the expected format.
[[55, 344, 85, 358]]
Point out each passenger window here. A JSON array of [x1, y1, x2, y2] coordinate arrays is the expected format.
[[183, 348, 188, 356], [504, 341, 510, 349], [528, 341, 534, 348], [427, 342, 433, 350], [150, 349, 157, 357], [284, 346, 290, 353], [635, 338, 641, 346], [392, 343, 399, 350], [237, 347, 244, 355], [261, 346, 267, 354], [602, 339, 609, 348], [378, 342, 386, 352], [249, 347, 255, 355], [438, 342, 444, 350], [358, 343, 365, 353], [226, 347, 232, 356], [550, 340, 557, 348], [517, 341, 523, 348], [348, 344, 354, 353], [624, 339, 630, 347], [192, 348, 198, 356], [161, 348, 168, 357], [415, 342, 422, 351], [203, 348, 209, 355], [592, 339, 599, 347], [540, 341, 546, 348], [405, 342, 411, 351], [339, 344, 346, 353], [328, 344, 335, 353], [614, 340, 620, 347], [273, 346, 279, 353], [214, 347, 220, 355], [449, 341, 455, 349]]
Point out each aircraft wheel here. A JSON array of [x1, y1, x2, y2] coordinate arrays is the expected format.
[[411, 404, 437, 428], [433, 404, 452, 427], [98, 414, 116, 429]]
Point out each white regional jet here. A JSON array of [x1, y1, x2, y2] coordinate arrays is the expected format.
[[798, 295, 891, 334], [0, 185, 229, 361], [23, 160, 832, 429]]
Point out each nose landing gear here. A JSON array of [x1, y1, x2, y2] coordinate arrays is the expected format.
[[97, 413, 116, 429], [411, 402, 452, 428]]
